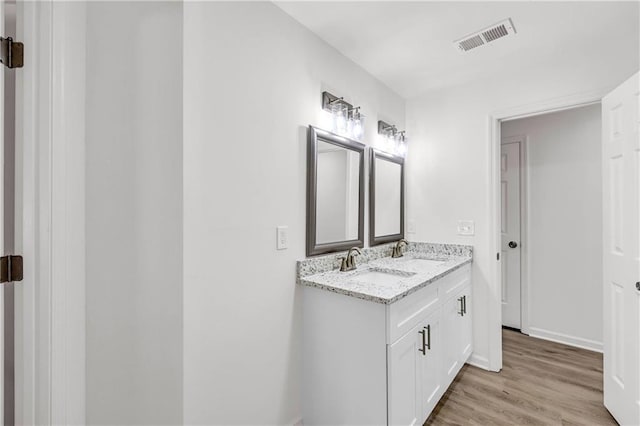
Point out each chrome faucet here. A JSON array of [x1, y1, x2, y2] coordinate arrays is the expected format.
[[339, 247, 362, 272], [391, 239, 409, 258]]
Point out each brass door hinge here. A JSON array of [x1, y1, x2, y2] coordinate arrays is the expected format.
[[0, 255, 23, 283], [0, 36, 23, 69]]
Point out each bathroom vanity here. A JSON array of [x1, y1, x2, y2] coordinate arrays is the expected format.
[[297, 242, 472, 425]]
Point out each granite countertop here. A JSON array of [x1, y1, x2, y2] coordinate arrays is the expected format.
[[297, 242, 473, 304]]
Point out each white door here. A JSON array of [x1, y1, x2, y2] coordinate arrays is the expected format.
[[501, 141, 522, 329], [458, 285, 472, 362], [441, 295, 461, 384], [388, 323, 422, 426], [0, 1, 4, 422], [602, 71, 640, 426], [419, 309, 441, 420]]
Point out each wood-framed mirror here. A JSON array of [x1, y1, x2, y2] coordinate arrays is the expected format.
[[306, 126, 365, 256], [369, 149, 404, 245]]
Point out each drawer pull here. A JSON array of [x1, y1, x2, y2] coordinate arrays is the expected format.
[[418, 329, 426, 355], [425, 325, 431, 350], [463, 295, 467, 315], [458, 296, 464, 316]]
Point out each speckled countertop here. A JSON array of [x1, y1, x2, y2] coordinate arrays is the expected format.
[[297, 242, 472, 304]]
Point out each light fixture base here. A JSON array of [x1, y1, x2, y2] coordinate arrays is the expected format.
[[322, 91, 353, 113], [378, 120, 395, 134]]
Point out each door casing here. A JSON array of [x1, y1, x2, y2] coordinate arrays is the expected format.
[[487, 89, 607, 372]]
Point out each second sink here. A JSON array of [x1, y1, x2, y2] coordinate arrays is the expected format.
[[395, 257, 446, 271], [351, 269, 415, 285]]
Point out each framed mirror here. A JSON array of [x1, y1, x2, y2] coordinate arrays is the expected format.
[[369, 149, 404, 245], [307, 126, 365, 256]]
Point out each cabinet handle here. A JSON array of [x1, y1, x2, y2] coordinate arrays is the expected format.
[[458, 296, 464, 316], [418, 329, 426, 355], [425, 325, 431, 350], [463, 295, 467, 314]]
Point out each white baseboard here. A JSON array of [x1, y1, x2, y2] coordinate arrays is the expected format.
[[466, 353, 492, 371], [528, 327, 603, 353]]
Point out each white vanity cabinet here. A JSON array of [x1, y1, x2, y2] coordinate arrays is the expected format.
[[419, 308, 443, 418], [442, 283, 473, 384], [388, 320, 423, 426], [388, 307, 443, 425], [302, 263, 472, 426]]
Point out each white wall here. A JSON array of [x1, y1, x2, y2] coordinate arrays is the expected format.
[[502, 104, 603, 349], [405, 34, 638, 368], [85, 2, 183, 424], [183, 2, 404, 424]]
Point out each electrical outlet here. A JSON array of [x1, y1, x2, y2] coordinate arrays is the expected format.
[[457, 220, 475, 236], [407, 220, 416, 234], [276, 226, 288, 250]]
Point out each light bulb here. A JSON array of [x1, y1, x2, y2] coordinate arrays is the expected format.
[[386, 132, 394, 153], [320, 109, 333, 131], [353, 118, 363, 140], [392, 133, 400, 154], [333, 104, 347, 135], [346, 116, 354, 138], [398, 141, 407, 157]]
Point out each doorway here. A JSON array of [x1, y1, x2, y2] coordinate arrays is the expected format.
[[498, 104, 604, 351]]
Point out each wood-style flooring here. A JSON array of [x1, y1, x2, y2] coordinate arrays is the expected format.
[[425, 329, 617, 425]]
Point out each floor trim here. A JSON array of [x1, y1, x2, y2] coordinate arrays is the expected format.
[[528, 327, 603, 353], [467, 353, 492, 371]]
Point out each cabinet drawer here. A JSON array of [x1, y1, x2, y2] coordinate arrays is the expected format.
[[388, 283, 439, 344], [439, 264, 471, 302]]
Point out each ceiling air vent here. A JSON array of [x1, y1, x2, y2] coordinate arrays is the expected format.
[[455, 18, 516, 52]]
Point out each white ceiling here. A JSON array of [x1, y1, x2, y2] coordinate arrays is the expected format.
[[275, 1, 640, 98]]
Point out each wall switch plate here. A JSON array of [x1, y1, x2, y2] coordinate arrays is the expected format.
[[407, 220, 416, 234], [276, 226, 288, 250], [457, 220, 475, 236]]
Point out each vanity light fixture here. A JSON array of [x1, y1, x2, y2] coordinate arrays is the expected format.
[[321, 91, 365, 141], [377, 120, 407, 157]]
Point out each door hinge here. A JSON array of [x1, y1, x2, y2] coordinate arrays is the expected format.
[[0, 36, 23, 69], [0, 255, 23, 283]]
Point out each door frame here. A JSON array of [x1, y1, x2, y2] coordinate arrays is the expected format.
[[14, 1, 86, 424], [499, 135, 529, 335], [487, 88, 608, 371]]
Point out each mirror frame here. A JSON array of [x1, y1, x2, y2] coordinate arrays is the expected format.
[[369, 148, 405, 246], [306, 125, 365, 257]]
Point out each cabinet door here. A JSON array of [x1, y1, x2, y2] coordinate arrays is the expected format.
[[458, 286, 473, 363], [419, 309, 442, 421], [442, 294, 463, 385], [388, 323, 422, 426]]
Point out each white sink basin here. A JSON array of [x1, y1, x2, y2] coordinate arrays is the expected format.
[[351, 269, 414, 285]]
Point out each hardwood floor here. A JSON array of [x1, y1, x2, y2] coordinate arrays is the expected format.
[[425, 329, 618, 425]]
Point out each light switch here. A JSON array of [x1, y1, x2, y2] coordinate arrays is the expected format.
[[457, 220, 475, 236], [276, 226, 288, 250]]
